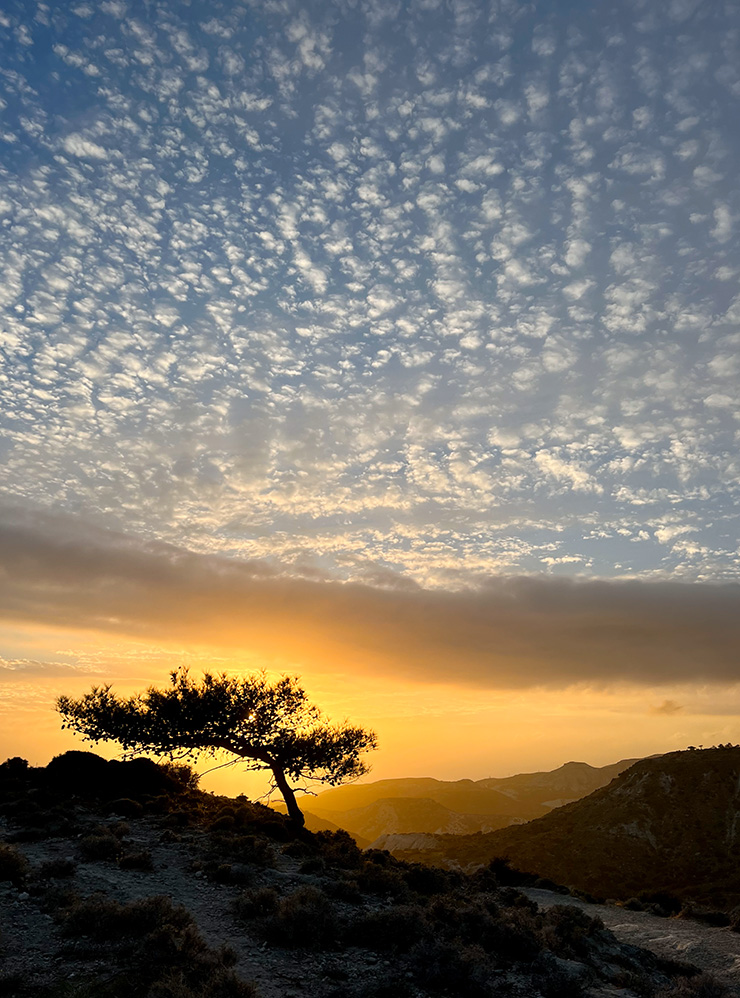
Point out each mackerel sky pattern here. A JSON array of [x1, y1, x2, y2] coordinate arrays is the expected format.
[[0, 0, 739, 586]]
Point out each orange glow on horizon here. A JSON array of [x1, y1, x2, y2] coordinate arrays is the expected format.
[[2, 619, 739, 802]]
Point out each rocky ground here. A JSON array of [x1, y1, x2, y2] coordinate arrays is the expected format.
[[0, 755, 731, 998], [526, 888, 740, 997]]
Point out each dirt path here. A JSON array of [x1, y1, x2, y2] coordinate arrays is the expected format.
[[524, 888, 740, 995]]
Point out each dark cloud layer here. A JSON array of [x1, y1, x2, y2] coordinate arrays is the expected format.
[[1, 506, 738, 689]]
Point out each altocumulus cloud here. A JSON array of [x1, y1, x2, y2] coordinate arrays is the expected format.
[[1, 506, 738, 690]]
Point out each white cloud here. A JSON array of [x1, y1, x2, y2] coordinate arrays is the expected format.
[[62, 134, 108, 159]]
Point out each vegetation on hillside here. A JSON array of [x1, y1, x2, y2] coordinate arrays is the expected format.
[[430, 748, 740, 914], [0, 751, 722, 998]]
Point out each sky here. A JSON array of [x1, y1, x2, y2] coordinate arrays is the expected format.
[[0, 0, 739, 797]]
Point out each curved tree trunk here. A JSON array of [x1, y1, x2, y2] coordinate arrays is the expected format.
[[271, 763, 305, 827]]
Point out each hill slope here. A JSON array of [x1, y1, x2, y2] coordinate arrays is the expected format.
[[0, 751, 709, 998], [436, 748, 740, 909], [480, 758, 641, 807], [310, 759, 640, 842]]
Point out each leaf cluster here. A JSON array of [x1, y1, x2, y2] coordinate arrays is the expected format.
[[57, 667, 377, 785]]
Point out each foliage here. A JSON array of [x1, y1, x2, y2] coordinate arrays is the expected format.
[[0, 841, 28, 884], [57, 668, 377, 825], [55, 893, 258, 998], [261, 885, 340, 948]]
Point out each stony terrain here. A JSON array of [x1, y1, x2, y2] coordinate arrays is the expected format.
[[526, 889, 740, 997], [0, 752, 723, 998]]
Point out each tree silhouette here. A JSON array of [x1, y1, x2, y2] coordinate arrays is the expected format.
[[57, 668, 377, 826]]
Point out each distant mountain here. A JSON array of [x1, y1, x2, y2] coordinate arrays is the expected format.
[[431, 748, 740, 910], [480, 758, 642, 807], [309, 758, 639, 843], [318, 796, 522, 841]]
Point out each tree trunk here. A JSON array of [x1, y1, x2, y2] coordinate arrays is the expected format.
[[271, 764, 305, 827]]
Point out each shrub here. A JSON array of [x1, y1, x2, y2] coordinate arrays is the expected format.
[[262, 886, 340, 948], [624, 897, 645, 911], [486, 856, 535, 887], [406, 939, 490, 996], [356, 860, 409, 898], [657, 975, 730, 998], [39, 858, 77, 879], [45, 751, 110, 794], [118, 850, 154, 872], [403, 863, 456, 897], [0, 842, 28, 884], [0, 757, 29, 778], [314, 829, 363, 868], [207, 832, 276, 868], [234, 887, 279, 920], [158, 762, 200, 792], [539, 904, 604, 960], [77, 831, 121, 862], [349, 904, 429, 952], [298, 857, 325, 875], [57, 893, 258, 998], [324, 876, 362, 903], [60, 893, 192, 942]]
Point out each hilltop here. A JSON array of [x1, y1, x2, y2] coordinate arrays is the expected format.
[[429, 748, 740, 911], [306, 759, 639, 843], [0, 751, 718, 998]]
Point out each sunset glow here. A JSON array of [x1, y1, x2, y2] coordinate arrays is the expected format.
[[1, 0, 739, 797]]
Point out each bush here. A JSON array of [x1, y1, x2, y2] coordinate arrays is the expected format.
[[314, 829, 363, 868], [234, 887, 279, 920], [356, 860, 409, 898], [39, 858, 77, 879], [0, 842, 28, 884], [349, 904, 429, 952], [158, 762, 200, 792], [45, 751, 110, 794], [78, 831, 121, 862], [403, 863, 457, 897], [60, 893, 192, 942], [118, 850, 154, 872], [207, 832, 276, 868], [0, 757, 29, 778], [57, 893, 258, 998], [324, 876, 362, 904], [406, 939, 490, 996], [486, 856, 535, 887], [261, 886, 340, 948], [657, 975, 730, 998], [539, 904, 604, 960]]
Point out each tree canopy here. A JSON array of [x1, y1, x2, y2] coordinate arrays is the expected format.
[[57, 668, 377, 825]]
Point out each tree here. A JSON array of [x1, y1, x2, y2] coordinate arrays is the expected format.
[[57, 667, 377, 827]]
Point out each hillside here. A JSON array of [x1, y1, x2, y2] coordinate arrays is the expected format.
[[480, 758, 642, 807], [433, 748, 740, 910], [312, 777, 548, 818], [0, 751, 712, 998], [317, 796, 520, 841], [309, 759, 639, 843]]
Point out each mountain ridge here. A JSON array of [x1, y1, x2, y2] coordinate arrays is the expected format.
[[426, 747, 740, 910], [306, 757, 641, 843]]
